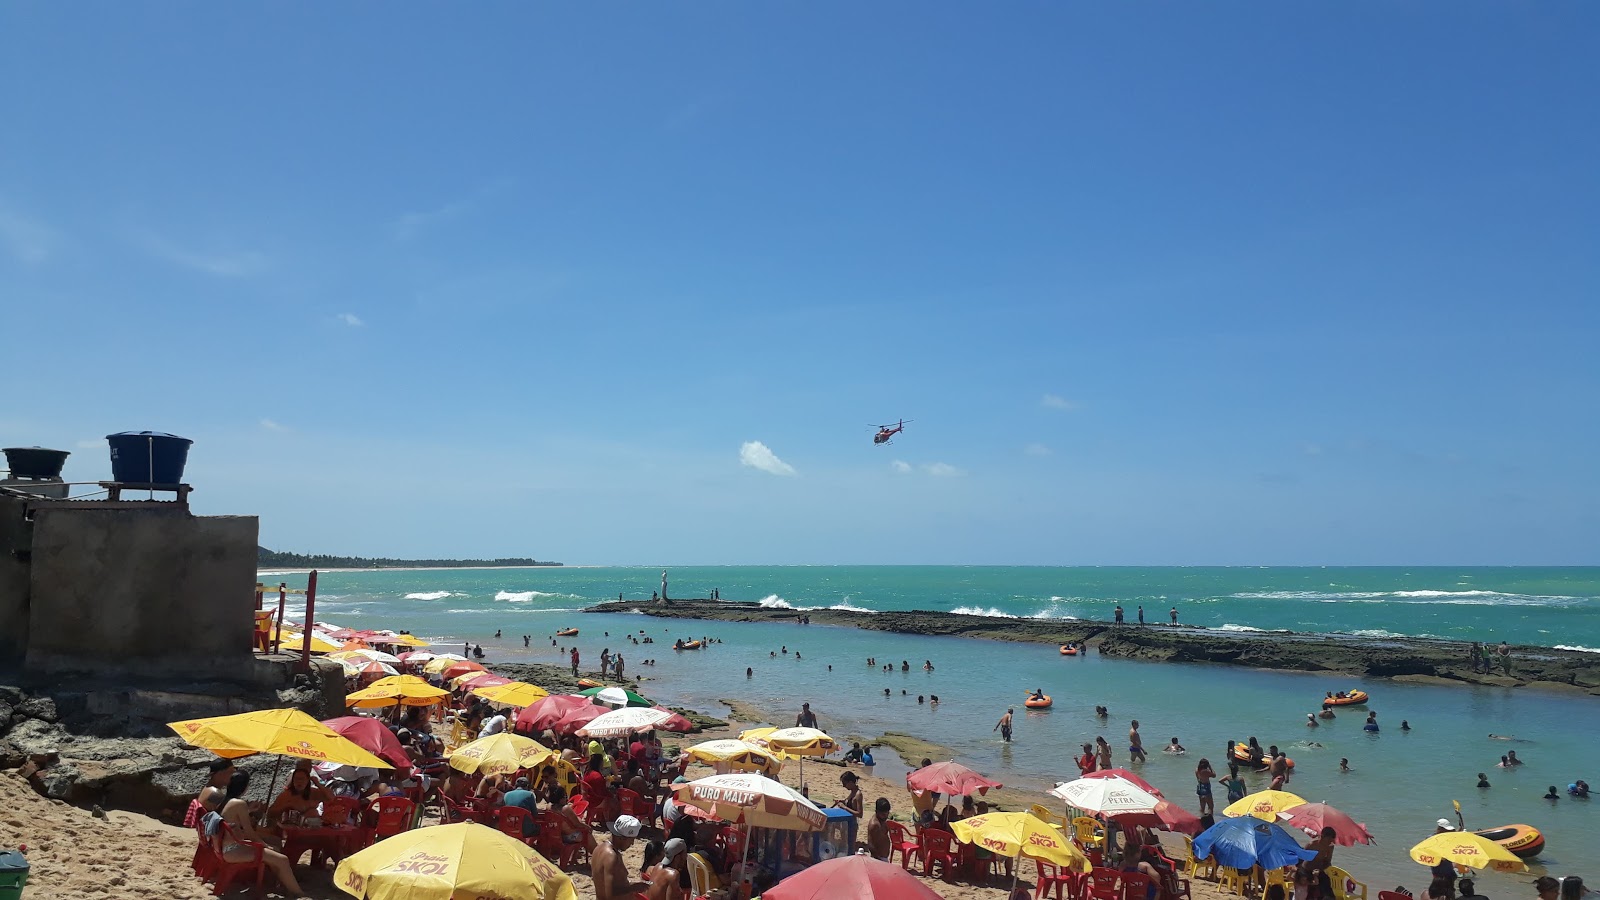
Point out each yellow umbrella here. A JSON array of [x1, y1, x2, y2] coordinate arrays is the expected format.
[[472, 681, 550, 708], [346, 674, 450, 709], [334, 821, 575, 900], [1223, 789, 1308, 821], [952, 811, 1089, 871], [448, 732, 558, 776], [423, 655, 469, 674], [1409, 833, 1527, 873], [684, 739, 784, 777], [378, 633, 430, 648], [169, 708, 392, 768], [741, 726, 837, 788], [275, 628, 341, 653]]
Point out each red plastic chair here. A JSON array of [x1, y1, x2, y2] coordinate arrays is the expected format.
[[1036, 860, 1079, 900], [617, 788, 658, 832], [494, 806, 536, 845], [961, 841, 1007, 883], [322, 796, 359, 826], [886, 821, 920, 871], [919, 830, 959, 882], [190, 820, 215, 879], [370, 797, 417, 844], [1120, 871, 1152, 900], [534, 810, 589, 869], [208, 821, 273, 896], [441, 794, 484, 824], [1088, 867, 1123, 900], [574, 793, 606, 828]]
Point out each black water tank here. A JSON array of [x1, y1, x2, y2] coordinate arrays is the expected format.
[[107, 431, 193, 484], [2, 447, 69, 479]]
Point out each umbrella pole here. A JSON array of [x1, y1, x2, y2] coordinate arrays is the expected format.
[[260, 756, 284, 826], [738, 823, 752, 898]]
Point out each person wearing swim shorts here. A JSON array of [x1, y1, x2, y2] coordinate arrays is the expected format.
[[1129, 720, 1147, 762], [994, 708, 1014, 743]]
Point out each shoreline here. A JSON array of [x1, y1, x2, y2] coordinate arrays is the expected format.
[[585, 599, 1600, 695]]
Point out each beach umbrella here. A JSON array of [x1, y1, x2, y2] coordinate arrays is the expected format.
[[906, 761, 1003, 797], [684, 740, 784, 777], [379, 633, 430, 648], [397, 651, 435, 665], [1224, 790, 1307, 822], [1280, 802, 1374, 846], [346, 675, 450, 709], [334, 822, 575, 900], [1049, 775, 1164, 814], [1082, 768, 1165, 796], [321, 716, 415, 775], [744, 727, 837, 789], [472, 681, 550, 708], [953, 811, 1090, 895], [1193, 817, 1318, 871], [170, 708, 394, 768], [550, 703, 606, 735], [341, 638, 373, 651], [647, 707, 695, 733], [1109, 799, 1204, 836], [761, 854, 946, 900], [356, 660, 399, 677], [579, 686, 653, 707], [441, 661, 487, 681], [515, 695, 593, 734], [331, 648, 402, 665], [673, 773, 826, 831], [454, 672, 511, 690], [275, 628, 342, 653], [448, 733, 558, 776], [577, 707, 677, 739], [1408, 833, 1526, 873], [422, 655, 469, 674]]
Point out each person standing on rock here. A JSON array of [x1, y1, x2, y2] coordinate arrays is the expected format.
[[1114, 605, 1125, 625], [1170, 606, 1178, 625], [1497, 641, 1512, 675], [1138, 606, 1145, 624]]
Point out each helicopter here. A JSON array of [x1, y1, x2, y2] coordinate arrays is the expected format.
[[872, 419, 910, 445]]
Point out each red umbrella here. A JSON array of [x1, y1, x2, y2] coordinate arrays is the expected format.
[[1083, 768, 1164, 797], [441, 661, 486, 680], [457, 673, 511, 690], [1109, 799, 1203, 836], [551, 703, 605, 734], [906, 761, 1003, 797], [516, 695, 594, 734], [763, 854, 945, 900], [1281, 802, 1373, 846], [649, 707, 695, 733], [321, 716, 414, 775]]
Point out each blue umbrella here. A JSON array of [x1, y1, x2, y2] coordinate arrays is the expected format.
[[1193, 816, 1319, 871]]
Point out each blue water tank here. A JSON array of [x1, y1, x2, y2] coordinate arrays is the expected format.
[[106, 431, 193, 484]]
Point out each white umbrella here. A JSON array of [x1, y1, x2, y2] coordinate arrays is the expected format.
[[336, 648, 402, 665], [673, 772, 826, 885], [577, 707, 673, 739], [1049, 775, 1163, 813], [592, 687, 632, 707]]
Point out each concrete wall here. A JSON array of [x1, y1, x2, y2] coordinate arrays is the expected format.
[[25, 507, 259, 680], [0, 494, 31, 664]]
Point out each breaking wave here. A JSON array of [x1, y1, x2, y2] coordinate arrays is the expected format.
[[495, 590, 581, 602], [1215, 623, 1266, 633], [828, 600, 876, 614], [1555, 644, 1600, 653], [950, 606, 1019, 619], [758, 595, 796, 609], [1346, 629, 1406, 638], [404, 591, 459, 601], [758, 594, 877, 614], [1230, 589, 1584, 607]]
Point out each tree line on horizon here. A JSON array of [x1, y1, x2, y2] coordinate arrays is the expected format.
[[257, 546, 561, 568]]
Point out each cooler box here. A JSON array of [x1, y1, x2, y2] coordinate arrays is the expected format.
[[106, 431, 192, 484], [0, 849, 28, 899]]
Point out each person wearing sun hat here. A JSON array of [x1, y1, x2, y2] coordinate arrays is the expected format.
[[592, 815, 646, 900]]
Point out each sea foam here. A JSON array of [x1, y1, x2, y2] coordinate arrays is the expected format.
[[950, 606, 1019, 619], [404, 591, 457, 601], [495, 590, 579, 602]]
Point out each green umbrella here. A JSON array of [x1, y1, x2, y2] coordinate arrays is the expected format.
[[578, 686, 653, 707]]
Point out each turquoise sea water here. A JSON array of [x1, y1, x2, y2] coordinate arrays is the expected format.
[[272, 566, 1600, 889]]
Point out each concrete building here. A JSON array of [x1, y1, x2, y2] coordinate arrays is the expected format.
[[0, 486, 262, 683]]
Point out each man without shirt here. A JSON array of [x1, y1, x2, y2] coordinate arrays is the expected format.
[[867, 798, 893, 860], [645, 838, 689, 900], [1129, 720, 1147, 762], [591, 815, 648, 900]]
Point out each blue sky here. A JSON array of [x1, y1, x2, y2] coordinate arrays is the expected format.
[[2, 4, 1597, 565]]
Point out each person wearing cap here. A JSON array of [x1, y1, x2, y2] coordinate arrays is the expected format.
[[185, 757, 238, 827], [503, 776, 540, 837], [867, 797, 893, 860], [796, 702, 819, 729], [1435, 817, 1455, 833], [644, 837, 688, 900], [592, 815, 648, 900]]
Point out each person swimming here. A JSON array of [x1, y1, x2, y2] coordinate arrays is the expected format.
[[1307, 713, 1319, 728], [1164, 737, 1186, 754], [1339, 758, 1350, 772], [1544, 786, 1560, 800]]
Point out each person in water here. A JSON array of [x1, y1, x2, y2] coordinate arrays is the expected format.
[[1165, 737, 1186, 754], [1318, 707, 1336, 720], [1339, 758, 1350, 772], [1477, 772, 1491, 788], [1030, 688, 1046, 702], [1194, 757, 1215, 816], [1506, 750, 1523, 766], [1544, 785, 1561, 800], [1306, 713, 1319, 728], [1401, 720, 1411, 731], [994, 708, 1014, 742], [1128, 720, 1147, 762]]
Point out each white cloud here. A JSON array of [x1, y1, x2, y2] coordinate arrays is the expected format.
[[922, 462, 964, 477], [138, 232, 267, 277], [739, 441, 797, 477], [260, 419, 288, 432], [336, 313, 365, 327], [0, 207, 57, 263], [891, 460, 912, 474], [1023, 442, 1052, 457], [1041, 393, 1078, 411]]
